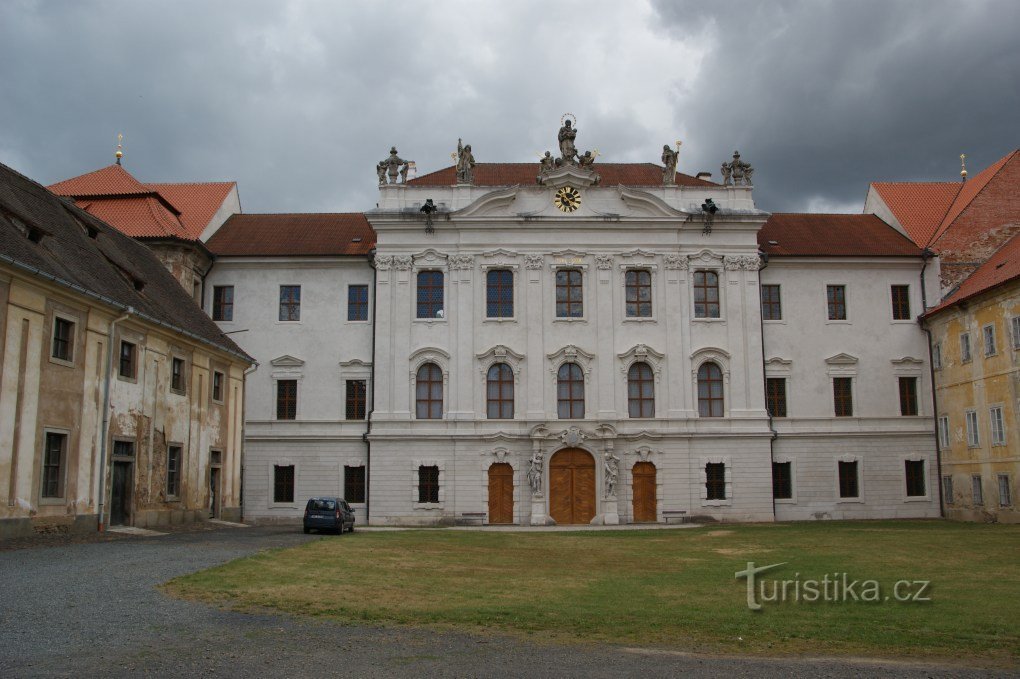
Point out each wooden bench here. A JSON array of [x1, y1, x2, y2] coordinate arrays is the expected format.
[[456, 512, 487, 526], [662, 510, 690, 525]]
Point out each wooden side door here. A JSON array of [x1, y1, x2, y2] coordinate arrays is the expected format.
[[632, 461, 657, 522], [488, 463, 514, 524]]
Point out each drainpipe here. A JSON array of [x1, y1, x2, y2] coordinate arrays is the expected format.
[[919, 249, 945, 517], [757, 252, 779, 520], [239, 362, 259, 522], [363, 248, 378, 524], [97, 308, 133, 531]]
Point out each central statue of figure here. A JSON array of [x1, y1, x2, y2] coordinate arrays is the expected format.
[[558, 119, 578, 164]]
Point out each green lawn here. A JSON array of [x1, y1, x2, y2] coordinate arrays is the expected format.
[[166, 521, 1020, 664]]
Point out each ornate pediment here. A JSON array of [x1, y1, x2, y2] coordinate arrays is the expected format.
[[547, 344, 595, 374], [824, 353, 859, 366], [270, 355, 304, 368], [690, 249, 724, 264], [537, 163, 600, 189], [618, 344, 665, 379], [412, 248, 449, 265]]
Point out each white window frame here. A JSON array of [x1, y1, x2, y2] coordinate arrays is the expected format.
[[989, 406, 1006, 446], [972, 474, 984, 506], [268, 460, 299, 509], [998, 473, 1013, 507], [620, 263, 658, 323], [835, 454, 863, 503], [903, 457, 929, 501], [772, 455, 797, 504], [481, 265, 519, 322], [411, 458, 446, 509], [1012, 316, 1020, 350], [551, 262, 589, 323], [276, 284, 302, 324], [699, 456, 732, 507], [824, 282, 851, 324], [942, 475, 954, 505], [965, 410, 980, 447], [982, 324, 997, 357], [932, 342, 942, 370], [345, 283, 371, 324], [49, 312, 77, 368], [937, 415, 950, 449], [960, 332, 972, 363]]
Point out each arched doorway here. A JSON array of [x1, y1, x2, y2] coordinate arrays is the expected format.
[[549, 448, 596, 524], [488, 463, 514, 524], [632, 461, 657, 522]]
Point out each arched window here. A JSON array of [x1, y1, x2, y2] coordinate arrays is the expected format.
[[486, 363, 514, 419], [628, 362, 655, 418], [557, 362, 585, 419], [697, 362, 724, 417], [415, 362, 443, 419]]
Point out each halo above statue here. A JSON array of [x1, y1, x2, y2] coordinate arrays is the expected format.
[[560, 112, 577, 127]]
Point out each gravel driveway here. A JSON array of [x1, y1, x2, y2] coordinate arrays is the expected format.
[[0, 525, 1012, 678]]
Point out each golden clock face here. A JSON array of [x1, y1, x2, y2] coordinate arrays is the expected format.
[[554, 186, 582, 213]]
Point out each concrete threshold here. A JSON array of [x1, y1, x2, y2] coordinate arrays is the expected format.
[[208, 519, 249, 528], [106, 526, 167, 537]]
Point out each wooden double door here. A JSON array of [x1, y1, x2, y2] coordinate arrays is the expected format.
[[632, 461, 657, 522], [488, 463, 514, 524], [549, 448, 596, 525]]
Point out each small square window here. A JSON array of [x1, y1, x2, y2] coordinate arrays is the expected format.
[[274, 464, 295, 503], [171, 357, 186, 393], [705, 462, 726, 500], [827, 285, 847, 320], [348, 285, 369, 321], [905, 460, 925, 497], [51, 317, 75, 362], [119, 341, 136, 379]]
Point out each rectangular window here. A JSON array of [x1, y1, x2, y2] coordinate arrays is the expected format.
[[760, 284, 782, 320], [905, 460, 925, 497], [833, 377, 853, 416], [765, 377, 787, 417], [347, 284, 369, 321], [41, 432, 66, 498], [891, 285, 911, 320], [972, 475, 984, 506], [555, 269, 583, 318], [279, 285, 301, 322], [938, 416, 950, 449], [990, 406, 1006, 446], [943, 475, 954, 505], [625, 269, 652, 318], [212, 371, 224, 402], [212, 285, 234, 321], [51, 317, 74, 362], [273, 464, 295, 503], [705, 462, 726, 500], [983, 324, 997, 357], [486, 269, 514, 318], [171, 357, 185, 393], [960, 333, 971, 362], [1012, 316, 1020, 349], [344, 465, 366, 504], [112, 440, 134, 457], [693, 271, 720, 318], [277, 380, 297, 420], [932, 343, 942, 370], [166, 445, 182, 498], [838, 460, 859, 498], [418, 465, 439, 503], [416, 271, 444, 319], [998, 474, 1012, 507], [345, 380, 367, 420], [119, 341, 136, 379], [898, 376, 918, 416], [827, 285, 847, 320], [965, 410, 979, 447], [772, 461, 792, 500]]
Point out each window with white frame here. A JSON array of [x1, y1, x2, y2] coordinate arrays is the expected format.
[[972, 475, 984, 505], [965, 410, 980, 447], [942, 475, 954, 505], [990, 406, 1006, 446], [960, 332, 972, 362], [983, 324, 997, 357], [838, 460, 860, 499], [1012, 316, 1020, 349], [905, 460, 926, 497], [938, 416, 950, 449], [998, 474, 1012, 507]]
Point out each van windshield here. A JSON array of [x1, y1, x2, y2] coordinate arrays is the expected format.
[[309, 499, 336, 511]]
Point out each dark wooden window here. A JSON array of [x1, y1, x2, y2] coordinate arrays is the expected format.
[[279, 285, 301, 321], [112, 441, 134, 457], [166, 445, 182, 498], [766, 377, 787, 417], [418, 465, 439, 503], [772, 461, 792, 499], [827, 285, 847, 320], [693, 270, 720, 318], [212, 285, 234, 321], [119, 341, 136, 379], [891, 285, 910, 320], [276, 380, 297, 420], [345, 380, 367, 420], [273, 464, 295, 503], [486, 269, 514, 318], [41, 432, 66, 498], [905, 460, 925, 497], [212, 371, 224, 402], [52, 317, 74, 361], [625, 269, 652, 318], [171, 357, 186, 393], [344, 465, 366, 504], [347, 285, 369, 321], [838, 460, 859, 498], [705, 462, 726, 500], [415, 363, 443, 419], [833, 377, 853, 416], [416, 271, 444, 319], [486, 363, 514, 419], [697, 362, 724, 417], [760, 284, 782, 320], [627, 362, 655, 418], [555, 269, 583, 318], [557, 362, 585, 419], [899, 376, 918, 416]]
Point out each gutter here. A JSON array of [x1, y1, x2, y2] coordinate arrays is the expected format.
[[239, 361, 259, 523], [919, 249, 945, 517], [362, 248, 379, 524], [97, 310, 132, 531], [757, 251, 780, 521]]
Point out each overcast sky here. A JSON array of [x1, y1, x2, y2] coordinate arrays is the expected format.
[[1, 0, 1017, 215]]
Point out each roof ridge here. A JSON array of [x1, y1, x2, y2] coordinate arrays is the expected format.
[[927, 149, 1018, 247]]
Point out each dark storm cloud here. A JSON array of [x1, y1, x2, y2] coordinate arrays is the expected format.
[[0, 1, 1016, 214]]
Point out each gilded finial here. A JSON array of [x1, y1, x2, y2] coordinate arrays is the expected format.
[[673, 140, 682, 181], [960, 153, 967, 182], [115, 133, 124, 165]]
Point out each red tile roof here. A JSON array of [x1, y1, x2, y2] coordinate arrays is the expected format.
[[870, 182, 960, 246], [146, 182, 236, 239], [927, 232, 1020, 315], [206, 214, 376, 257], [48, 164, 150, 196], [76, 196, 188, 239], [408, 163, 718, 188], [758, 213, 923, 257], [930, 150, 1017, 246]]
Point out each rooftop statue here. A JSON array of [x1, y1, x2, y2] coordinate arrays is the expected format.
[[378, 146, 412, 185], [558, 118, 578, 164], [721, 150, 754, 187], [661, 143, 679, 185], [455, 138, 476, 184]]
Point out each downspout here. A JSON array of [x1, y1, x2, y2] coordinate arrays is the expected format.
[[919, 249, 945, 517], [757, 252, 779, 520], [97, 308, 133, 531], [363, 248, 378, 524], [240, 362, 259, 522]]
